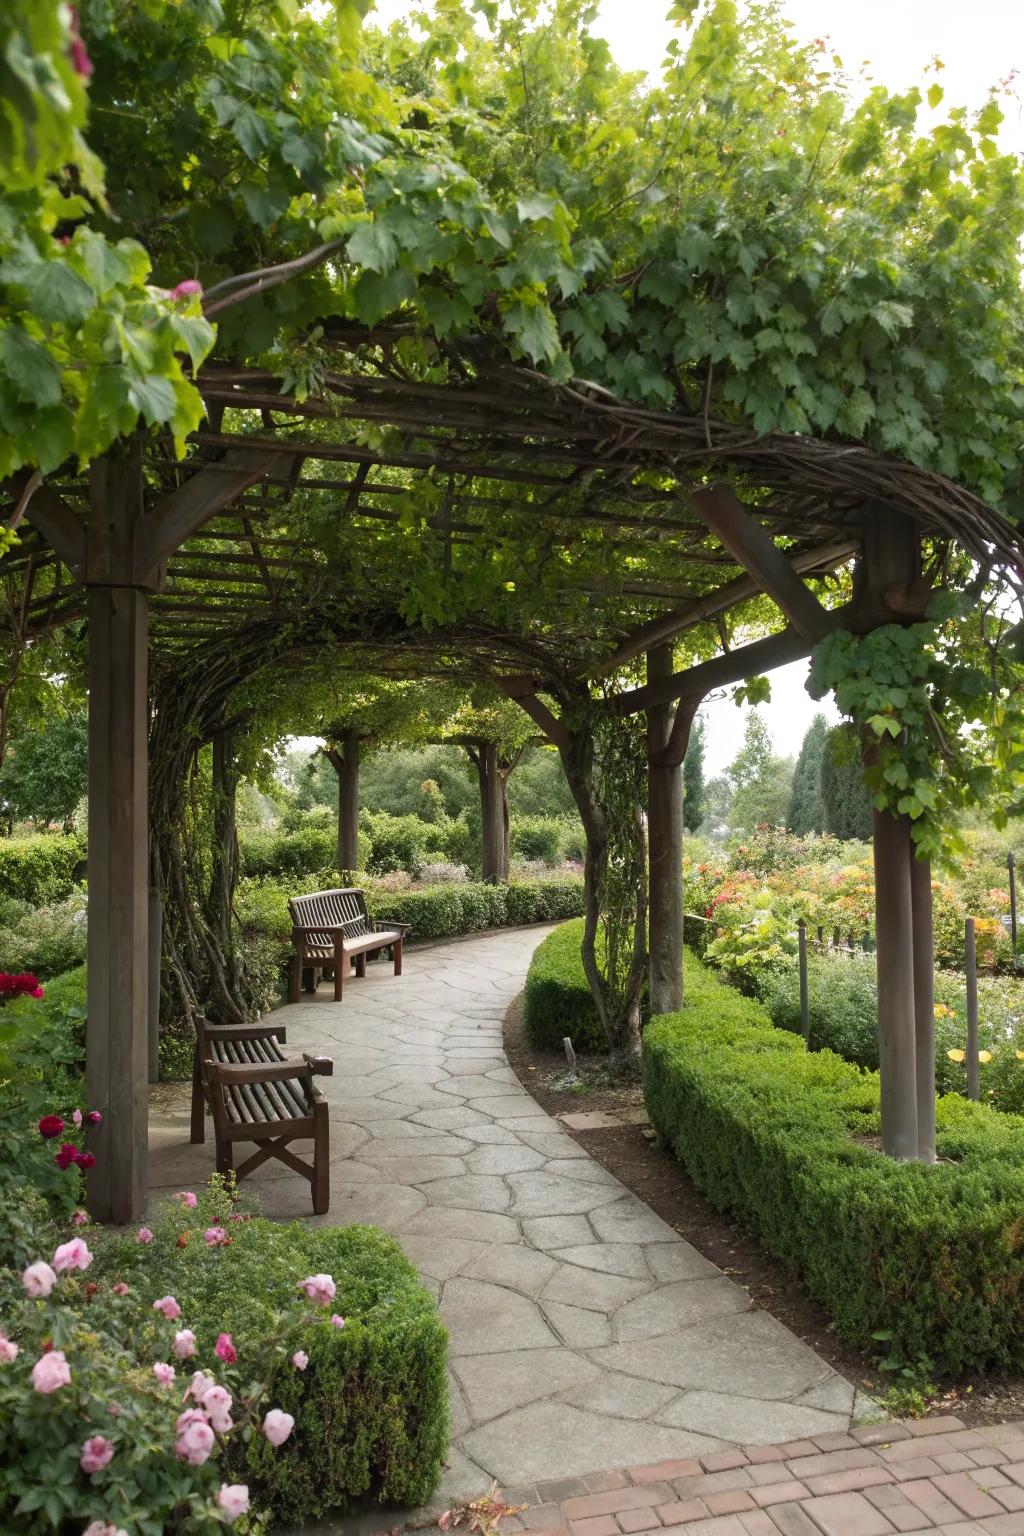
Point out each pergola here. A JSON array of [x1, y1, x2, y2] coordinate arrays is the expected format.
[[6, 332, 1023, 1221]]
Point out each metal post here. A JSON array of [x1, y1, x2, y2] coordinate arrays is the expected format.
[[965, 916, 980, 1102], [1010, 851, 1018, 950], [798, 918, 809, 1042]]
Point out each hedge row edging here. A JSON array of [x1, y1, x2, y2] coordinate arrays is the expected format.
[[644, 949, 1024, 1378]]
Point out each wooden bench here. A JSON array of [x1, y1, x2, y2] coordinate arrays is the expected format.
[[191, 1017, 334, 1214], [287, 887, 410, 1003]]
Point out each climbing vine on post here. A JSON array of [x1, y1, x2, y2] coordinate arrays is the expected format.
[[594, 708, 648, 1054]]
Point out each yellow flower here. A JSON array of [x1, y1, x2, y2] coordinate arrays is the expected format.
[[947, 1049, 965, 1062], [1016, 1051, 1024, 1062], [978, 1051, 993, 1064], [934, 1003, 954, 1019]]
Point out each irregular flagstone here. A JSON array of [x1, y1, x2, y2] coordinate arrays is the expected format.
[[155, 925, 868, 1506], [654, 1388, 852, 1443], [440, 1278, 561, 1355], [454, 1346, 600, 1422], [461, 1399, 727, 1484]]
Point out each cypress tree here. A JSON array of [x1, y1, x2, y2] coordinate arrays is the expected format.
[[787, 713, 829, 834], [682, 715, 707, 832], [821, 726, 873, 840]]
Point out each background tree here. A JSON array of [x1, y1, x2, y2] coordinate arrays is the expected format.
[[820, 727, 881, 842], [0, 709, 87, 830], [682, 714, 707, 833], [727, 713, 795, 832], [787, 713, 829, 835]]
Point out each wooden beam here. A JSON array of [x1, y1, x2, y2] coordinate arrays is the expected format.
[[12, 479, 87, 573], [690, 485, 834, 642], [592, 536, 858, 676], [611, 627, 810, 715], [135, 446, 281, 580], [495, 680, 570, 750]]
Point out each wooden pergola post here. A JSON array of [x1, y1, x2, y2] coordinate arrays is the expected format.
[[646, 645, 685, 1015], [477, 740, 507, 885], [873, 808, 919, 1160], [910, 852, 936, 1162], [85, 448, 151, 1221], [326, 730, 361, 874]]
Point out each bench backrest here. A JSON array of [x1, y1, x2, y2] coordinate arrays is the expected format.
[[288, 887, 370, 947]]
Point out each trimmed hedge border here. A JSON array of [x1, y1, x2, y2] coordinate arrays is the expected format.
[[0, 834, 85, 906], [645, 950, 1024, 1378], [522, 917, 608, 1053], [99, 1219, 447, 1523]]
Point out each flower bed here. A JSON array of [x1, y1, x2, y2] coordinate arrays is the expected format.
[[0, 1183, 448, 1530], [644, 951, 1024, 1378]]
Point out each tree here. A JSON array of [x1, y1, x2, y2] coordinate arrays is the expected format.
[[0, 710, 87, 829], [819, 728, 877, 843], [787, 714, 829, 835], [727, 713, 794, 831], [682, 715, 706, 833]]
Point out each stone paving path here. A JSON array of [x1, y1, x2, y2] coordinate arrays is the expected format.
[[492, 1414, 1024, 1536], [148, 926, 875, 1510]]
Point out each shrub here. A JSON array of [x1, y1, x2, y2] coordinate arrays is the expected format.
[[522, 918, 608, 1053], [644, 951, 1024, 1377], [359, 810, 433, 875], [240, 824, 336, 879], [510, 815, 565, 864], [0, 834, 85, 906], [0, 1204, 376, 1534], [98, 1190, 447, 1524], [0, 890, 88, 979], [418, 861, 469, 884]]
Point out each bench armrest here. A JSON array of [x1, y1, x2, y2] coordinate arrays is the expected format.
[[372, 920, 412, 935], [303, 1053, 334, 1077], [204, 1059, 312, 1087]]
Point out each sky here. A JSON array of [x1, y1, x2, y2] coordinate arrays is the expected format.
[[359, 0, 1024, 776]]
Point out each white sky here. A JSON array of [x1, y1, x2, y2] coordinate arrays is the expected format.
[[364, 0, 1024, 775]]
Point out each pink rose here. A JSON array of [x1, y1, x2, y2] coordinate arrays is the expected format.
[[22, 1261, 57, 1298], [72, 1109, 83, 1128], [291, 1350, 308, 1371], [80, 1435, 115, 1474], [201, 1384, 233, 1433], [83, 1525, 127, 1536], [217, 1485, 250, 1521], [110, 1282, 129, 1297], [172, 1329, 196, 1359], [32, 1349, 71, 1394], [175, 1415, 215, 1466], [298, 1273, 335, 1306], [170, 279, 203, 301], [72, 1210, 90, 1226], [175, 1191, 198, 1208], [86, 1110, 102, 1125], [0, 1336, 18, 1364], [135, 1227, 153, 1245], [152, 1296, 181, 1320], [262, 1408, 295, 1447], [215, 1332, 237, 1364], [188, 1370, 216, 1402], [204, 1226, 228, 1247], [330, 1314, 345, 1328], [152, 1362, 175, 1387], [53, 1238, 93, 1273]]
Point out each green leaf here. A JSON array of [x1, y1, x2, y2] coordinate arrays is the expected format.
[[232, 105, 270, 161], [2, 327, 61, 407], [126, 372, 178, 425], [347, 219, 399, 274], [169, 314, 217, 371], [24, 263, 96, 325], [516, 193, 557, 222], [239, 182, 290, 228], [503, 297, 561, 364], [927, 83, 943, 109]]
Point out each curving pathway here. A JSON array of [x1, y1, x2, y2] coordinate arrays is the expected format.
[[148, 926, 876, 1509]]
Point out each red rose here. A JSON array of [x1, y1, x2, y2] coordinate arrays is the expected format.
[[86, 1111, 102, 1126], [74, 1150, 96, 1170], [39, 1115, 65, 1140], [55, 1142, 79, 1170]]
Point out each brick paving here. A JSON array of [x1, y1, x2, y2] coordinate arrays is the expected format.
[[492, 1417, 1024, 1535]]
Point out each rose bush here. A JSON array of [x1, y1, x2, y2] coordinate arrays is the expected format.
[[0, 1215, 340, 1533]]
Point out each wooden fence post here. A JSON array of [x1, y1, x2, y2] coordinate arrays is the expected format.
[[965, 916, 980, 1102], [1009, 851, 1018, 950], [798, 918, 809, 1042]]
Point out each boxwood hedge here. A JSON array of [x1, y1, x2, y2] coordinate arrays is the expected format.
[[522, 917, 608, 1053], [645, 950, 1024, 1377], [98, 1218, 447, 1524]]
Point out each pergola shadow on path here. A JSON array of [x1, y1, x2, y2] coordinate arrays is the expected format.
[[7, 333, 1024, 1220]]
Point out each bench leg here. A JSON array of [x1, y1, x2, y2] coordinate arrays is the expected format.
[[355, 951, 366, 978], [394, 936, 403, 977], [215, 1137, 233, 1177], [333, 938, 344, 1001], [303, 965, 317, 994], [289, 949, 302, 1004], [191, 1051, 205, 1145], [312, 1102, 330, 1215]]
